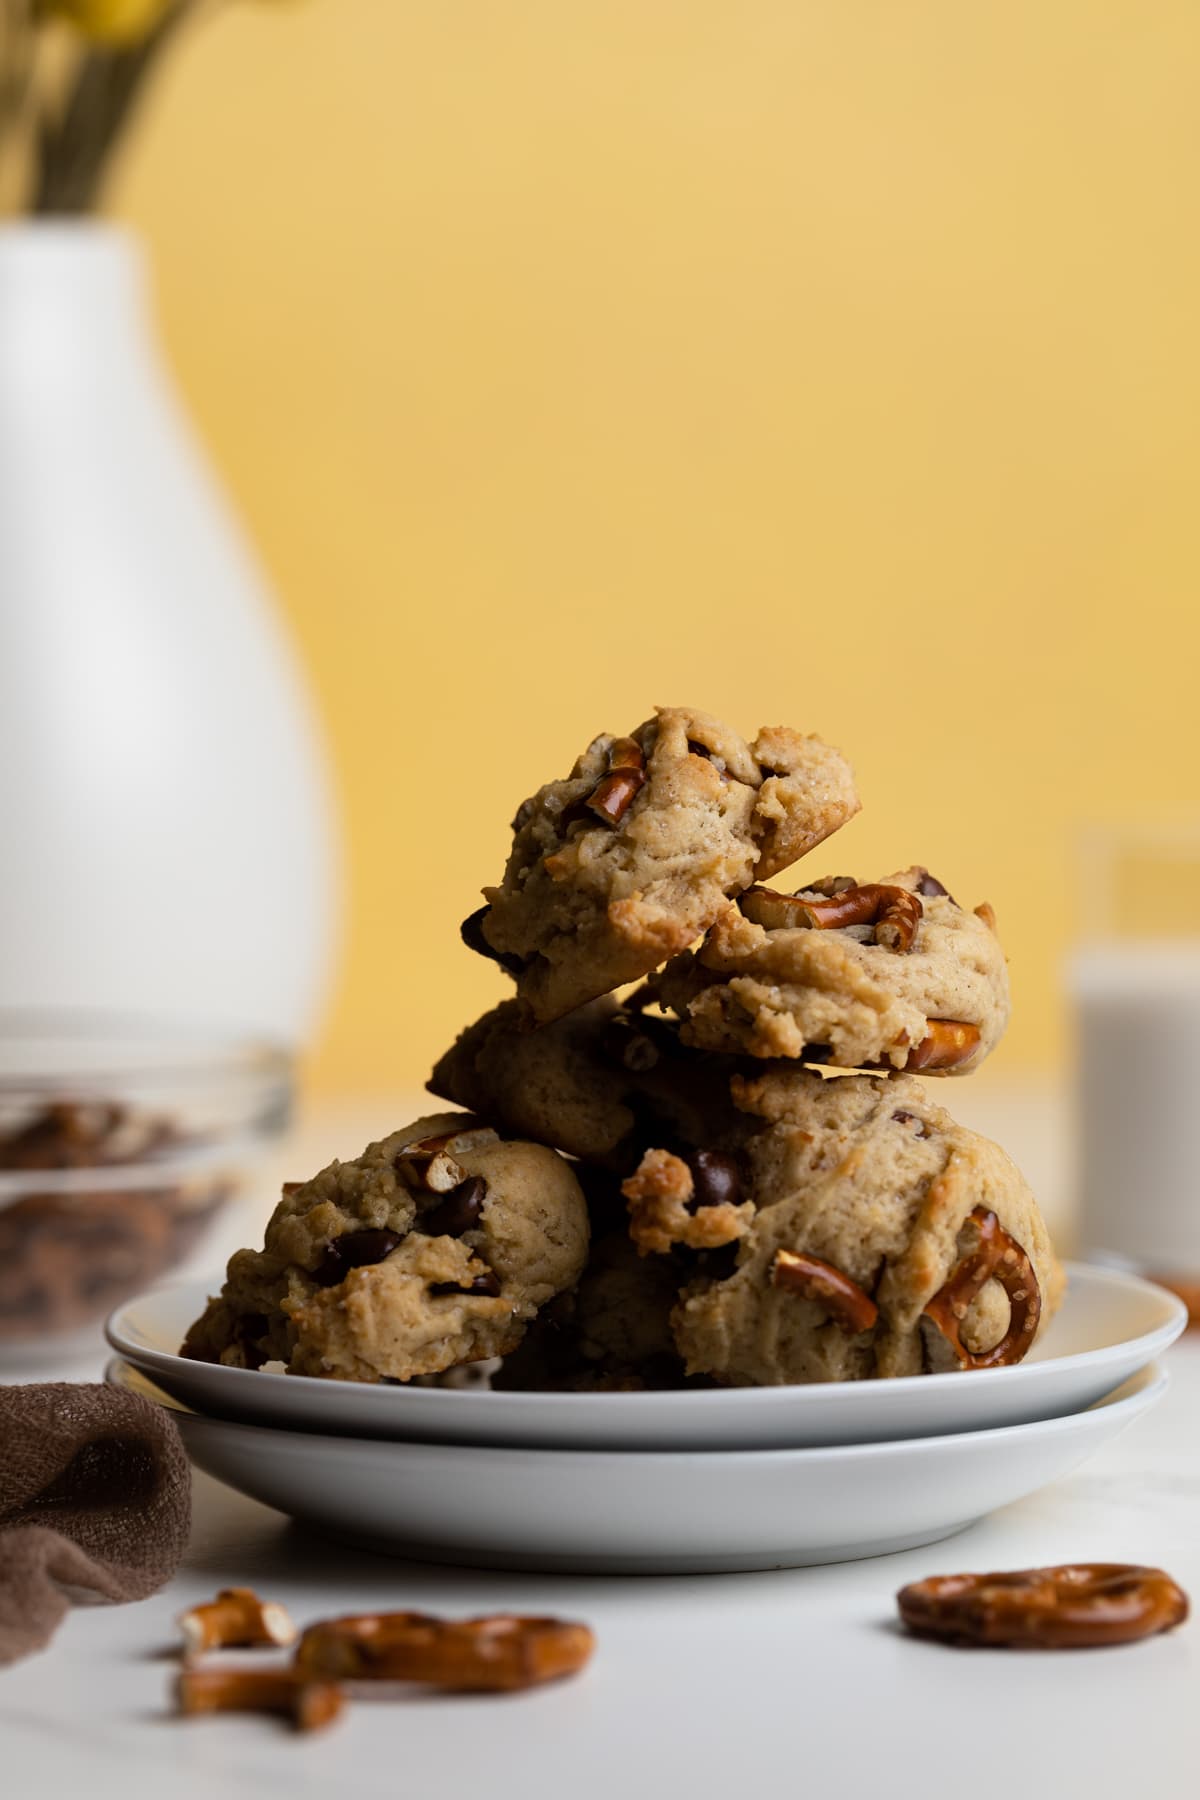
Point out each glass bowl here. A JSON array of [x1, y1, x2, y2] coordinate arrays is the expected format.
[[0, 1011, 292, 1350]]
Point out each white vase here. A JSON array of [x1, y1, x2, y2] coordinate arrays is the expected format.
[[0, 223, 339, 1045]]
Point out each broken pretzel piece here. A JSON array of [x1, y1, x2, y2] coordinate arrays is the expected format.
[[741, 883, 923, 953], [312, 1229, 403, 1288], [295, 1610, 595, 1692], [770, 1249, 879, 1334], [922, 1205, 1042, 1370], [179, 1587, 296, 1659], [587, 736, 648, 827], [904, 1020, 981, 1072], [177, 1667, 343, 1732], [395, 1124, 500, 1195], [622, 1148, 753, 1256]]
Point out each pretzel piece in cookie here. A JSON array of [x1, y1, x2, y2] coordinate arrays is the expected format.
[[897, 1564, 1189, 1649], [741, 883, 923, 952], [295, 1611, 595, 1691], [586, 737, 648, 827], [770, 1249, 879, 1334], [905, 1021, 981, 1071], [922, 1205, 1041, 1369], [622, 1149, 754, 1256]]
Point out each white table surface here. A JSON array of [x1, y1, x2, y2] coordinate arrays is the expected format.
[[4, 1089, 1199, 1799]]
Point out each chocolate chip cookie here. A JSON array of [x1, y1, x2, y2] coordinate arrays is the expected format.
[[638, 1068, 1062, 1386], [464, 707, 860, 1022], [653, 866, 1008, 1074], [428, 996, 750, 1174], [181, 1114, 589, 1382]]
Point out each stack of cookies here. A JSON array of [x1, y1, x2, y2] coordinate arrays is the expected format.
[[184, 706, 1063, 1391]]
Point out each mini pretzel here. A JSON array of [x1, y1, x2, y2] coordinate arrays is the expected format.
[[621, 1148, 753, 1256], [177, 1668, 343, 1731], [295, 1611, 595, 1691], [178, 1587, 296, 1658], [905, 1020, 980, 1071], [771, 1249, 878, 1334], [922, 1206, 1041, 1369], [897, 1564, 1189, 1649], [741, 882, 923, 952]]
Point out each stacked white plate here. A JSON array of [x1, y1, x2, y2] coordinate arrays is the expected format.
[[106, 1265, 1185, 1574]]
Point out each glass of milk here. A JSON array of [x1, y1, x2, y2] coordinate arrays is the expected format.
[[1070, 824, 1200, 1309]]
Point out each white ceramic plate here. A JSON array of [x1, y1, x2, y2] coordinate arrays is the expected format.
[[106, 1265, 1185, 1451], [107, 1356, 1167, 1573]]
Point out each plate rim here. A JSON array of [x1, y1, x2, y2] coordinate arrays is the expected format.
[[104, 1260, 1187, 1416], [104, 1352, 1169, 1468]]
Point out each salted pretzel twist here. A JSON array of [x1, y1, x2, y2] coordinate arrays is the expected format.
[[922, 1205, 1041, 1369], [898, 1564, 1189, 1648]]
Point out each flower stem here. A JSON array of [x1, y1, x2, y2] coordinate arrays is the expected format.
[[31, 3, 191, 217]]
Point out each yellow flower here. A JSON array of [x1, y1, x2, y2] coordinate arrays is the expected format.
[[38, 0, 176, 47]]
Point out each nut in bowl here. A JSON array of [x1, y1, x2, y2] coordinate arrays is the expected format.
[[0, 1011, 291, 1353]]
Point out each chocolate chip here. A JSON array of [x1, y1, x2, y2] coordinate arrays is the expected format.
[[621, 1033, 659, 1072], [636, 1353, 689, 1389], [687, 739, 729, 780], [231, 1312, 271, 1369], [459, 905, 492, 955], [558, 795, 599, 832], [313, 1228, 403, 1287], [892, 1109, 931, 1139], [431, 1267, 502, 1298], [914, 870, 958, 905], [690, 1241, 741, 1282], [421, 1176, 487, 1237], [600, 1017, 661, 1072], [685, 1150, 743, 1211], [459, 906, 526, 976]]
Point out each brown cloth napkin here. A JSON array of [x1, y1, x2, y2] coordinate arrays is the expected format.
[[0, 1382, 191, 1666]]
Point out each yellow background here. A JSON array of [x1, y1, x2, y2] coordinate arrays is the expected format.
[[113, 0, 1199, 1091]]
